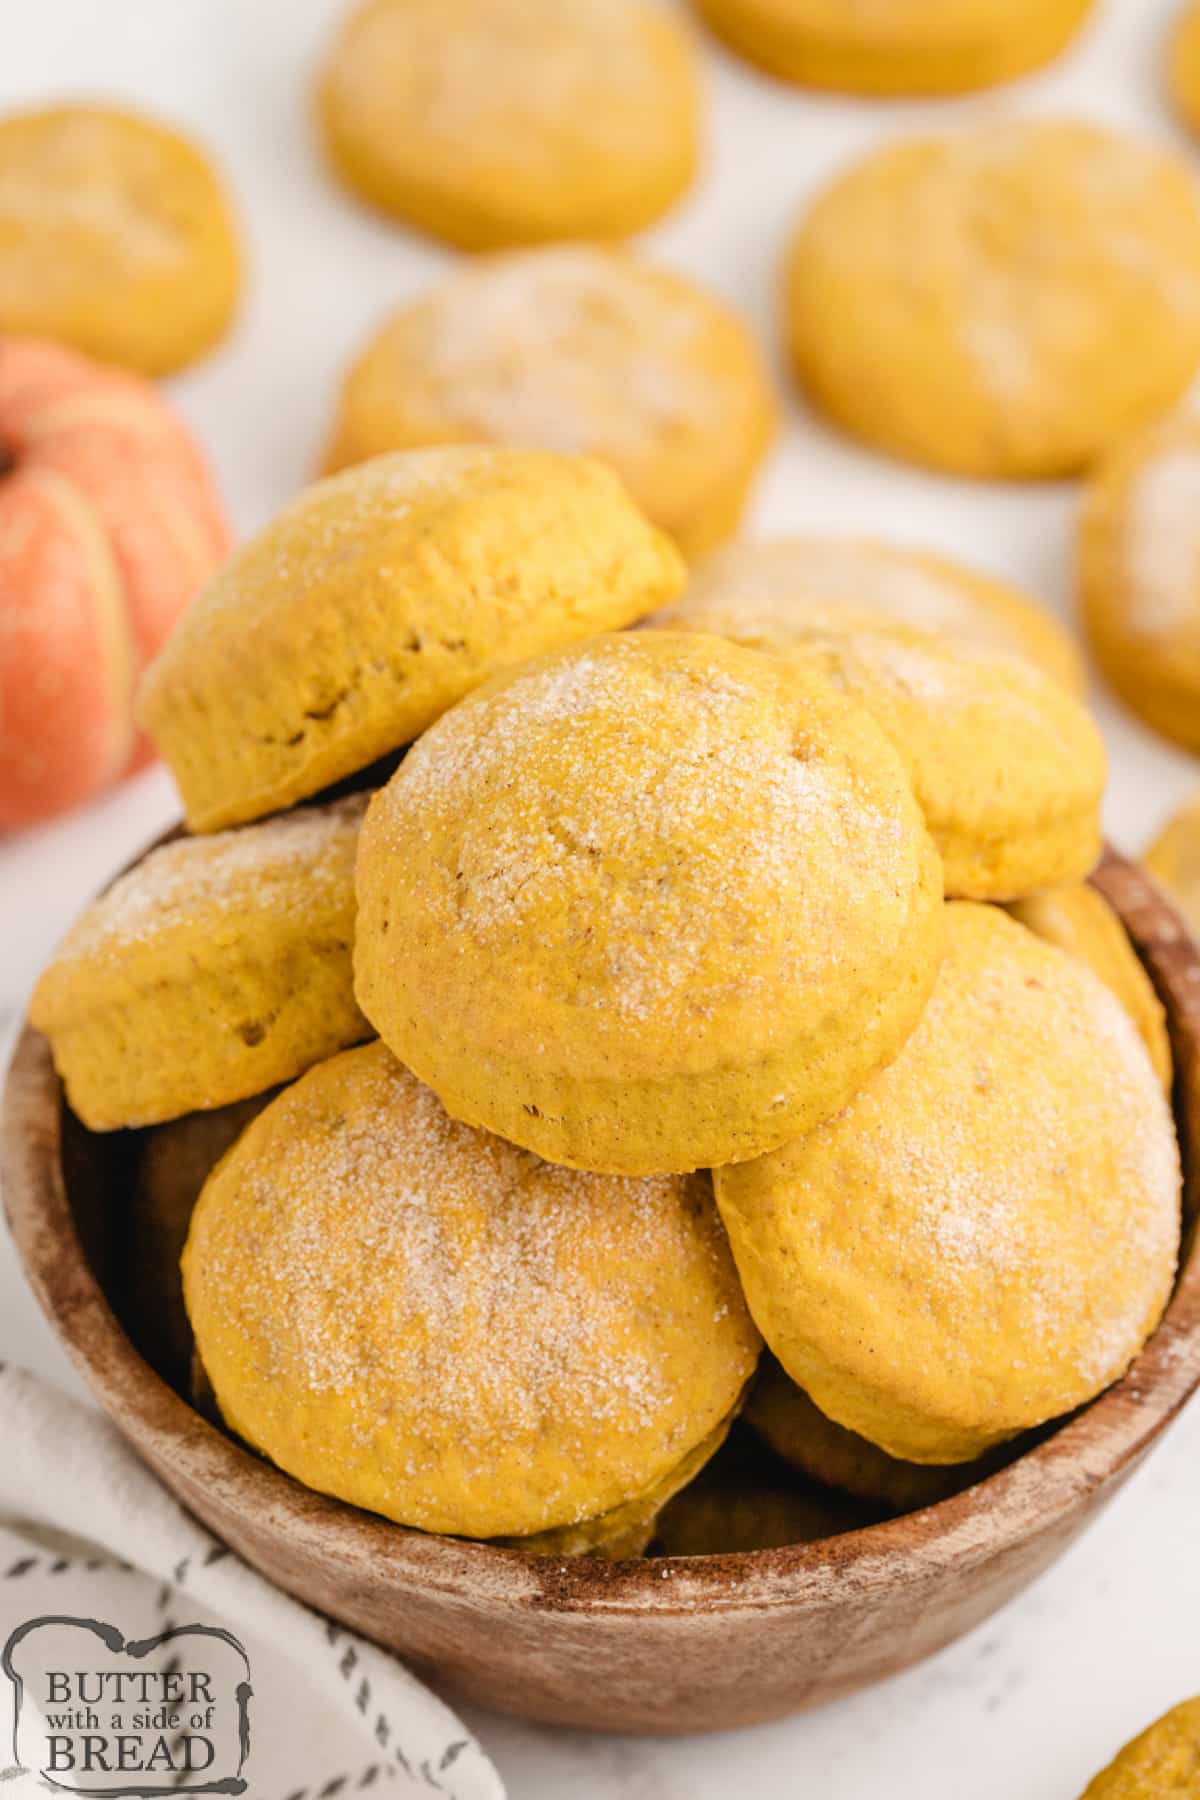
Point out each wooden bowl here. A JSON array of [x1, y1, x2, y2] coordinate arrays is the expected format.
[[4, 848, 1200, 1735]]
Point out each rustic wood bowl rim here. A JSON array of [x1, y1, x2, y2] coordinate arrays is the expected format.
[[4, 846, 1200, 1616]]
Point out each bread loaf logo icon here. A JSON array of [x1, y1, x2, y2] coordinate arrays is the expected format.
[[2, 1616, 252, 1795]]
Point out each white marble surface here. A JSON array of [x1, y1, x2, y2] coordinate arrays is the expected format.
[[3, 0, 1200, 1792]]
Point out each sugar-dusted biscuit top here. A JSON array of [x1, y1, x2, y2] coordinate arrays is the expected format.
[[182, 1041, 761, 1541], [323, 246, 777, 560], [1008, 884, 1172, 1093], [354, 628, 944, 1175], [717, 903, 1181, 1465], [317, 0, 700, 248], [139, 447, 685, 831], [0, 103, 239, 376], [31, 796, 370, 1130], [648, 596, 1106, 901], [784, 119, 1200, 478], [1080, 410, 1200, 754], [663, 536, 1085, 694], [1078, 1696, 1200, 1798]]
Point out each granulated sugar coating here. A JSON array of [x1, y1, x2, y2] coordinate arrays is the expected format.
[[181, 1041, 761, 1541], [354, 629, 944, 1176], [317, 0, 700, 249], [659, 535, 1085, 693], [30, 795, 371, 1131], [1080, 409, 1200, 753], [0, 104, 240, 377], [48, 794, 368, 962], [716, 902, 1182, 1466], [321, 246, 777, 558], [648, 597, 1105, 901], [784, 118, 1200, 478], [138, 447, 684, 831]]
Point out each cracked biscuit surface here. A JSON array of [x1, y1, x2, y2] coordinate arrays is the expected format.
[[138, 447, 684, 831]]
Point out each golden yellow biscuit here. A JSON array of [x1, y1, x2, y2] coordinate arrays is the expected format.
[[1008, 885, 1172, 1092], [746, 1357, 999, 1513], [355, 630, 944, 1176], [503, 1417, 734, 1558], [1079, 1697, 1200, 1798], [785, 120, 1200, 479], [1147, 794, 1200, 940], [663, 536, 1086, 694], [30, 797, 369, 1131], [647, 602, 1105, 901], [139, 448, 684, 833], [716, 903, 1181, 1465], [1080, 411, 1200, 752], [322, 247, 777, 562], [652, 1434, 876, 1556], [182, 1043, 761, 1540], [0, 103, 239, 377], [692, 0, 1093, 95], [1169, 3, 1200, 140], [134, 1098, 272, 1384], [317, 0, 699, 249]]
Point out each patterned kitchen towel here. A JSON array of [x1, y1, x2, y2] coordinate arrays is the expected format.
[[0, 1362, 506, 1799]]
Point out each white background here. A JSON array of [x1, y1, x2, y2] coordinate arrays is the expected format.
[[2, 1, 1200, 1793]]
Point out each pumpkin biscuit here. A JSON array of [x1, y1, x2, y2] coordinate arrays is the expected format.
[[652, 1428, 879, 1556], [0, 103, 239, 376], [746, 1357, 1000, 1513], [133, 1098, 272, 1384], [716, 904, 1181, 1465], [1080, 411, 1200, 753], [182, 1043, 761, 1541], [652, 1472, 863, 1556], [785, 120, 1200, 478], [662, 536, 1085, 693], [1169, 2, 1200, 142], [354, 630, 944, 1176], [31, 796, 369, 1131], [322, 246, 777, 561], [647, 601, 1105, 900], [138, 448, 684, 832], [506, 1417, 735, 1558], [1008, 885, 1172, 1092], [1147, 794, 1200, 939], [691, 0, 1093, 96], [317, 0, 700, 249], [1079, 1696, 1200, 1798]]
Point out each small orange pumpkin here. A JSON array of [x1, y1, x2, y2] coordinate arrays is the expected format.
[[0, 335, 231, 828]]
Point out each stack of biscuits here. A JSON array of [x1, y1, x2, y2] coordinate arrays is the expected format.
[[30, 448, 1182, 1556]]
